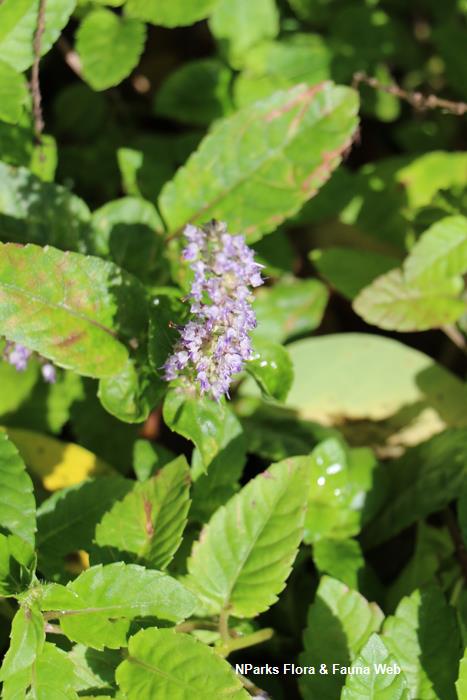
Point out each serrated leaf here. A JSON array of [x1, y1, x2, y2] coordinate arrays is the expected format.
[[93, 456, 190, 569], [0, 432, 35, 546], [404, 216, 467, 285], [116, 628, 249, 699], [159, 82, 359, 242], [2, 641, 78, 700], [299, 576, 384, 700], [0, 60, 27, 124], [36, 477, 131, 580], [0, 603, 44, 681], [353, 267, 465, 331], [186, 456, 309, 617], [124, 0, 218, 27], [0, 533, 35, 596], [252, 277, 329, 344], [362, 429, 467, 548], [286, 334, 467, 450], [154, 59, 232, 126], [0, 161, 90, 250], [0, 242, 148, 378], [246, 340, 293, 401], [382, 587, 462, 700], [0, 0, 75, 72], [341, 634, 410, 700], [209, 0, 279, 69], [77, 9, 146, 91], [312, 246, 400, 300], [42, 563, 197, 649], [6, 427, 115, 490]]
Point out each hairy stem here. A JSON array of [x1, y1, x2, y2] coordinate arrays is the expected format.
[[353, 71, 467, 116]]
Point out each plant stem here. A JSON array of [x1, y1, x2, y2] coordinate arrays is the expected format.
[[216, 628, 274, 657], [444, 507, 467, 584], [218, 608, 231, 642], [31, 0, 47, 142]]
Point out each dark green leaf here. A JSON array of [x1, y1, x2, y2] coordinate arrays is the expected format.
[[0, 431, 35, 546]]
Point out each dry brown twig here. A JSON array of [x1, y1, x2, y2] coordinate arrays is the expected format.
[[31, 0, 47, 142], [352, 71, 467, 116]]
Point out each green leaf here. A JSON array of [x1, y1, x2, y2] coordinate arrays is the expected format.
[[457, 649, 467, 700], [0, 533, 35, 596], [460, 480, 467, 548], [4, 369, 84, 436], [238, 398, 336, 462], [116, 628, 249, 699], [37, 477, 132, 580], [386, 523, 455, 612], [312, 539, 365, 589], [98, 357, 164, 424], [68, 644, 120, 695], [341, 634, 410, 700], [159, 82, 359, 242], [382, 587, 462, 700], [30, 134, 58, 183], [252, 277, 329, 344], [433, 20, 467, 99], [0, 603, 44, 681], [0, 60, 27, 124], [0, 161, 91, 250], [362, 429, 467, 548], [154, 59, 232, 127], [305, 439, 383, 543], [124, 0, 217, 27], [353, 267, 465, 332], [404, 216, 467, 286], [2, 641, 78, 700], [133, 440, 175, 481], [246, 340, 294, 401], [234, 34, 331, 108], [286, 334, 467, 450], [77, 9, 146, 91], [299, 576, 384, 700], [42, 563, 197, 649], [0, 0, 76, 71], [190, 409, 246, 523], [163, 390, 239, 470], [0, 354, 38, 417], [186, 456, 309, 617], [0, 242, 148, 378], [0, 432, 35, 546], [312, 247, 400, 300], [209, 0, 279, 68], [90, 197, 164, 280], [93, 456, 190, 569]]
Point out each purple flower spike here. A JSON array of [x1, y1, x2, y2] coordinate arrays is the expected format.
[[163, 220, 264, 401]]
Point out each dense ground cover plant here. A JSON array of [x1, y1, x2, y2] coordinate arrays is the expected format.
[[0, 0, 466, 698]]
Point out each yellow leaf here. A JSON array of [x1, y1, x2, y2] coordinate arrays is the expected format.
[[1, 427, 115, 490]]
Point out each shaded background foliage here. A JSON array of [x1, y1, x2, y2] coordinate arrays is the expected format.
[[0, 0, 466, 699]]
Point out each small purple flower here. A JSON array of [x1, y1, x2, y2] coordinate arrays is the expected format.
[[163, 220, 264, 401], [5, 343, 32, 371], [2, 340, 57, 383], [41, 363, 57, 384]]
